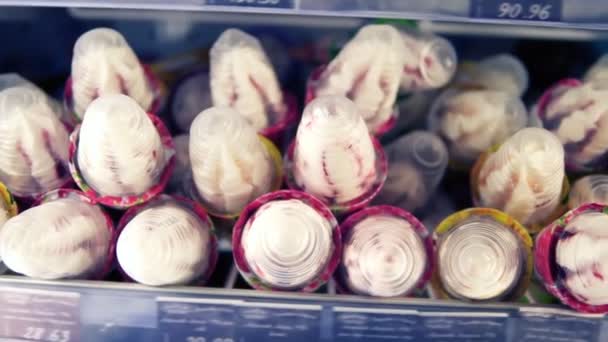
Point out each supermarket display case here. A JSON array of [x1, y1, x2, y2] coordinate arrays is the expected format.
[[1, 2, 608, 341]]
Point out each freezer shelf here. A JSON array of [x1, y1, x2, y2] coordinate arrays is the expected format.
[[1, 0, 608, 30], [0, 275, 606, 342]]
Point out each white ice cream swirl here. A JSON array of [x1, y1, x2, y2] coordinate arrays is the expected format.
[[0, 87, 70, 197], [77, 94, 169, 197], [429, 89, 527, 166], [556, 212, 608, 306], [71, 28, 154, 120], [241, 199, 333, 289], [210, 29, 285, 131], [538, 82, 608, 171], [117, 200, 213, 286], [316, 25, 405, 133], [0, 198, 111, 279], [293, 96, 377, 204], [477, 128, 565, 226], [190, 107, 275, 215], [341, 215, 427, 297]]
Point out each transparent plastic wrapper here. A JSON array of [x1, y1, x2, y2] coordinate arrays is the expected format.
[[69, 94, 175, 209], [66, 27, 164, 122], [0, 188, 115, 280], [535, 203, 608, 313], [307, 25, 406, 135], [431, 208, 533, 302], [569, 175, 608, 209], [0, 86, 71, 199], [428, 88, 528, 169], [336, 206, 434, 297], [116, 195, 218, 286], [210, 29, 298, 144], [471, 127, 567, 232], [535, 78, 608, 172], [0, 181, 18, 274], [284, 96, 387, 216], [399, 29, 457, 92], [170, 71, 212, 133], [167, 134, 190, 192], [454, 54, 529, 97], [189, 107, 282, 218], [373, 131, 448, 212], [584, 54, 608, 89], [232, 190, 341, 292]]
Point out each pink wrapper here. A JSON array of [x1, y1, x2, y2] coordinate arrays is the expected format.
[[116, 194, 218, 286], [35, 188, 116, 280], [63, 64, 165, 125], [306, 65, 398, 137], [284, 137, 388, 216], [335, 205, 434, 296], [535, 203, 608, 313], [68, 113, 175, 209], [232, 189, 342, 292]]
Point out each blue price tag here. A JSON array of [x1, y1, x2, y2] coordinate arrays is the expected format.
[[0, 287, 81, 342], [513, 308, 604, 341], [420, 311, 509, 341], [470, 0, 562, 22], [206, 0, 294, 9], [333, 306, 420, 341], [157, 297, 241, 342], [235, 302, 321, 342]]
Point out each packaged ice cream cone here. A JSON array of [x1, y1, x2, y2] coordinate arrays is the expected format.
[[535, 78, 608, 172], [336, 205, 434, 297], [66, 28, 164, 122], [535, 203, 608, 313], [568, 175, 608, 209], [0, 181, 18, 274], [0, 188, 115, 280], [0, 86, 71, 199], [284, 96, 387, 216], [471, 127, 567, 232], [428, 87, 528, 169], [432, 208, 533, 302], [374, 131, 448, 212], [584, 54, 608, 89], [170, 71, 212, 133], [210, 29, 297, 144], [116, 195, 217, 286], [454, 54, 529, 97], [232, 190, 341, 291], [308, 25, 406, 135], [69, 94, 175, 209], [189, 106, 282, 218], [399, 29, 457, 92]]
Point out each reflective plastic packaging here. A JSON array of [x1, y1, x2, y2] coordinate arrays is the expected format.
[[454, 54, 529, 97], [232, 190, 341, 292], [535, 203, 608, 313], [170, 71, 213, 133], [284, 96, 387, 215], [432, 208, 533, 302], [66, 27, 164, 122], [116, 195, 217, 286], [336, 206, 434, 297], [69, 94, 175, 209], [189, 106, 282, 218], [471, 127, 567, 232], [210, 28, 298, 143], [428, 88, 528, 169], [584, 54, 608, 89], [0, 189, 115, 280], [535, 78, 608, 172], [308, 25, 406, 135], [0, 86, 71, 198], [399, 29, 457, 92], [374, 131, 448, 212], [568, 175, 608, 209]]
